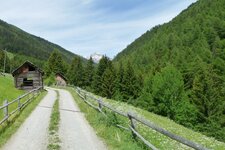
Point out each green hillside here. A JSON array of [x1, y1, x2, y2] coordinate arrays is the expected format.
[[102, 96, 225, 150], [0, 74, 25, 120], [0, 74, 25, 101], [113, 0, 225, 142], [0, 19, 83, 64]]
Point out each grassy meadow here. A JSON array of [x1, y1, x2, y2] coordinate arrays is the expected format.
[[67, 87, 225, 150], [0, 74, 25, 121]]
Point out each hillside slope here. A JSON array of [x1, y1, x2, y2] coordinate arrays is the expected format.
[[71, 88, 225, 150], [0, 19, 82, 63], [101, 97, 225, 150], [113, 0, 225, 142], [0, 74, 25, 120], [0, 74, 25, 101], [114, 0, 225, 72]]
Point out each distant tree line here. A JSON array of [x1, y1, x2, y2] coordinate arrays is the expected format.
[[44, 51, 143, 103]]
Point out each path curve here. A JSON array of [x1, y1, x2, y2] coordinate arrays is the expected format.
[[56, 88, 107, 150], [2, 89, 56, 150]]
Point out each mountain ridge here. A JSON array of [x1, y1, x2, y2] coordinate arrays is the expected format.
[[0, 19, 84, 63]]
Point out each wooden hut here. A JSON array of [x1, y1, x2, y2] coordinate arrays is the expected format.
[[55, 73, 67, 86], [12, 61, 44, 90]]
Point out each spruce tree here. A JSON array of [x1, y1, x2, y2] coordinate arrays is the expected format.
[[67, 57, 84, 87], [113, 62, 124, 100], [122, 61, 141, 102], [92, 56, 111, 94], [83, 57, 94, 89], [191, 62, 225, 123], [101, 67, 116, 98], [46, 50, 66, 76]]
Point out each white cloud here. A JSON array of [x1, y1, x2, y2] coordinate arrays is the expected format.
[[0, 0, 196, 58]]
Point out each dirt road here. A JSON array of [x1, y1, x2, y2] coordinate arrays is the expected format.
[[2, 89, 56, 150], [57, 88, 107, 150], [2, 88, 106, 150]]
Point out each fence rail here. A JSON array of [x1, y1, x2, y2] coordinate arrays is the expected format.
[[75, 87, 209, 150], [0, 87, 42, 126]]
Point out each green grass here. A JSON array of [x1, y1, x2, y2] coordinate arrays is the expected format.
[[66, 87, 148, 150], [0, 74, 26, 121], [48, 91, 60, 150], [0, 74, 25, 101], [67, 87, 225, 150], [0, 91, 47, 148], [100, 99, 225, 150]]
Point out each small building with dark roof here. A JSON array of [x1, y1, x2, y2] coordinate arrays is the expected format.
[[12, 61, 44, 90], [55, 73, 67, 86]]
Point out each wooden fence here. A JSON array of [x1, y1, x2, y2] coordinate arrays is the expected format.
[[0, 87, 42, 126], [75, 87, 209, 150]]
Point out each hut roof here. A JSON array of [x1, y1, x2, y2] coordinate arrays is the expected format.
[[56, 72, 68, 81], [12, 61, 44, 77]]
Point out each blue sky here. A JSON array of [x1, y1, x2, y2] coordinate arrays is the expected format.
[[0, 0, 196, 58]]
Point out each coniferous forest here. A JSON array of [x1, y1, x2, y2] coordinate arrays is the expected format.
[[0, 0, 225, 143], [44, 0, 225, 142]]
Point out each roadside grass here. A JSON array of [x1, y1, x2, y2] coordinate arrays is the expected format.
[[0, 74, 26, 122], [48, 90, 60, 150], [68, 87, 225, 150], [101, 98, 225, 150], [0, 90, 47, 148], [66, 87, 148, 150]]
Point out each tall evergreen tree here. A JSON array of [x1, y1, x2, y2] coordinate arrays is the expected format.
[[92, 56, 111, 94], [113, 62, 124, 100], [191, 62, 225, 123], [67, 57, 84, 87], [45, 50, 67, 76], [101, 66, 116, 98], [83, 57, 95, 89], [121, 61, 141, 102]]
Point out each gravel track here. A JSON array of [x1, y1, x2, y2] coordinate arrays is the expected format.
[[2, 89, 56, 150], [2, 88, 107, 150], [57, 88, 107, 150]]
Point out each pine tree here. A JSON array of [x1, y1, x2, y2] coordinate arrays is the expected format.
[[191, 62, 225, 123], [83, 57, 95, 89], [121, 61, 141, 102], [101, 67, 116, 98], [46, 50, 67, 76], [92, 56, 111, 94], [113, 62, 124, 100], [67, 57, 84, 87]]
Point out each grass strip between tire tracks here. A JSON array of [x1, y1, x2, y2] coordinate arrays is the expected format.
[[48, 90, 61, 150]]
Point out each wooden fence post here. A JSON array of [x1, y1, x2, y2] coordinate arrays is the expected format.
[[84, 93, 87, 100], [33, 90, 35, 98], [128, 112, 136, 139], [98, 99, 102, 111], [18, 97, 21, 111], [3, 100, 8, 120]]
